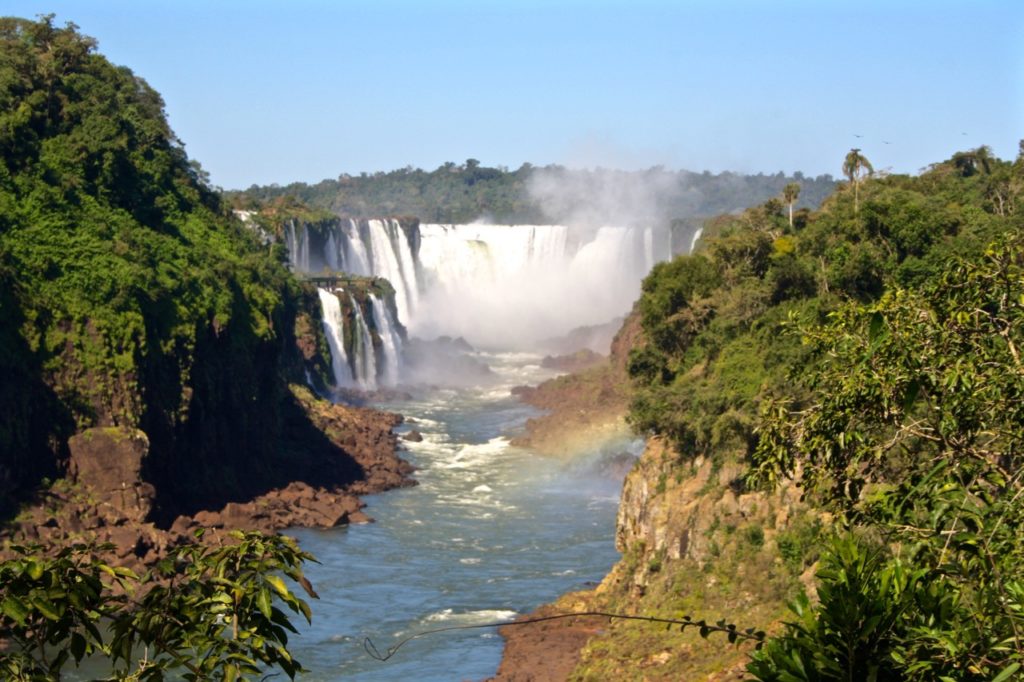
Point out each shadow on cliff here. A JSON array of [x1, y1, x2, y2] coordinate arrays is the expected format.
[[0, 266, 76, 522], [145, 389, 384, 528]]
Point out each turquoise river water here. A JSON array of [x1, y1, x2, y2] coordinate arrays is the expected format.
[[286, 350, 638, 680]]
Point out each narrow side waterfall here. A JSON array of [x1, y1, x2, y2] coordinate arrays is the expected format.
[[317, 288, 354, 388], [690, 226, 704, 253], [369, 293, 403, 387], [285, 220, 311, 272], [367, 219, 420, 324], [348, 293, 378, 391], [314, 285, 406, 392]]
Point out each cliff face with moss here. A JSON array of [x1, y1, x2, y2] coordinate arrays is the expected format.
[[0, 17, 408, 528]]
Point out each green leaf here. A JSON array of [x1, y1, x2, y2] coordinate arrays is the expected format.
[[31, 596, 61, 621], [991, 663, 1021, 682], [2, 596, 30, 625], [868, 311, 884, 342], [26, 560, 44, 581], [265, 574, 289, 598], [256, 587, 272, 619], [69, 631, 87, 661]]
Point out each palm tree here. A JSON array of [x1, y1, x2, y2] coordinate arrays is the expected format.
[[782, 182, 800, 229], [843, 149, 874, 214]]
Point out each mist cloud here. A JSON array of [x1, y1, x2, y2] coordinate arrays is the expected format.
[[526, 165, 687, 229]]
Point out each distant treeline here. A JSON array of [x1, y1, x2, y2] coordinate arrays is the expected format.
[[226, 160, 837, 226]]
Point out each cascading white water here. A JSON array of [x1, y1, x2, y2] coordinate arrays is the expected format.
[[369, 293, 403, 387], [315, 287, 403, 392], [285, 220, 311, 272], [690, 226, 703, 253], [294, 219, 675, 350], [364, 220, 419, 323], [349, 293, 378, 390], [343, 220, 372, 276], [317, 288, 354, 389], [412, 224, 665, 347]]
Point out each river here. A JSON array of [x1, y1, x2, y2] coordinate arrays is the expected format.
[[287, 350, 637, 680]]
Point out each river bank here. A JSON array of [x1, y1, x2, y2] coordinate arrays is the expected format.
[[0, 385, 414, 574]]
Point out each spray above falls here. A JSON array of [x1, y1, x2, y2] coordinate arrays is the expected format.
[[286, 218, 671, 350]]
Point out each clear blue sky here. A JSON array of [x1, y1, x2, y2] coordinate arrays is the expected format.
[[6, 0, 1022, 189]]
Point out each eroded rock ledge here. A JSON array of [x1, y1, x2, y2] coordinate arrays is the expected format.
[[2, 391, 414, 573]]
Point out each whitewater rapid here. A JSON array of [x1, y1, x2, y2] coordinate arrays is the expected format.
[[286, 351, 638, 680]]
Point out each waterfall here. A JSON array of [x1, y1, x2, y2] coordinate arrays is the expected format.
[[689, 227, 703, 254], [369, 293, 403, 387], [289, 219, 671, 349], [413, 223, 667, 347], [343, 220, 372, 276], [317, 288, 354, 389], [285, 220, 311, 272], [315, 286, 406, 394], [325, 231, 341, 271], [349, 293, 378, 391], [364, 220, 418, 323]]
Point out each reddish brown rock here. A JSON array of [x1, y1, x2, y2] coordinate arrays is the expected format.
[[540, 348, 605, 373], [511, 311, 641, 457], [4, 389, 415, 572], [489, 601, 608, 682], [68, 427, 155, 523]]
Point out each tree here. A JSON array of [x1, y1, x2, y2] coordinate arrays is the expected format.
[[952, 145, 994, 177], [782, 182, 800, 229], [0, 532, 318, 680], [842, 148, 874, 214], [749, 235, 1024, 680]]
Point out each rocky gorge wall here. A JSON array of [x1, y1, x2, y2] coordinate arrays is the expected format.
[[498, 321, 819, 681]]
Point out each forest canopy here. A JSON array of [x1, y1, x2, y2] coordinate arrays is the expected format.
[[227, 160, 837, 227], [626, 142, 1024, 679]]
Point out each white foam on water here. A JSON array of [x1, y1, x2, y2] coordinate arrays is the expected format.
[[424, 609, 518, 625], [435, 437, 510, 470]]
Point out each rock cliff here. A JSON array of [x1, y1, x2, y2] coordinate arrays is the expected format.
[[511, 311, 641, 456]]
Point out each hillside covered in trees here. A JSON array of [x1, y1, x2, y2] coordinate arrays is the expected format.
[[554, 144, 1024, 679], [0, 15, 415, 527], [228, 160, 837, 228], [0, 15, 292, 517]]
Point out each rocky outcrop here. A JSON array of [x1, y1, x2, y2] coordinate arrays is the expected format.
[[511, 311, 640, 456], [540, 349, 605, 373], [495, 437, 814, 680], [488, 598, 608, 682], [604, 438, 805, 594], [3, 388, 415, 573]]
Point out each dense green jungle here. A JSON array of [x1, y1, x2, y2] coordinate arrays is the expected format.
[[226, 158, 836, 229], [584, 142, 1024, 681], [2, 14, 1023, 682]]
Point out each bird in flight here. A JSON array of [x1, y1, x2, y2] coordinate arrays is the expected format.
[[853, 134, 863, 138]]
